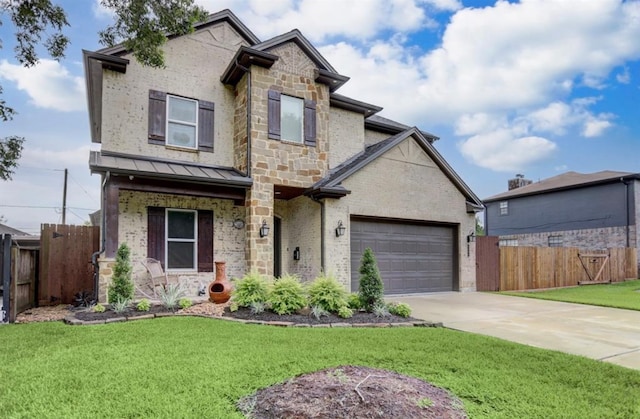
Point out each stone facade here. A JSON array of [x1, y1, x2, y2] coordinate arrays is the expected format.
[[91, 14, 481, 300]]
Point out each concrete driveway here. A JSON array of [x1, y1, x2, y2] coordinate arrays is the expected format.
[[392, 292, 640, 370]]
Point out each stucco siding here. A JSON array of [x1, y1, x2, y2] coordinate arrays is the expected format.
[[101, 23, 246, 167], [364, 129, 391, 146]]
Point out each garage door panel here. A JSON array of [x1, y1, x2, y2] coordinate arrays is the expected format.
[[350, 219, 455, 294]]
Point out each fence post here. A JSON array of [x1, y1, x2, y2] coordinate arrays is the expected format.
[[1, 234, 11, 323]]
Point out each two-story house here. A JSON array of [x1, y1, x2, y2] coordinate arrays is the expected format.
[[484, 171, 640, 274], [84, 10, 482, 301]]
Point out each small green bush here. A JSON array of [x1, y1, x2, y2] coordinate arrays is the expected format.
[[108, 243, 134, 304], [157, 283, 187, 310], [372, 302, 390, 318], [92, 303, 105, 313], [229, 301, 239, 312], [250, 301, 266, 315], [307, 273, 348, 313], [337, 306, 354, 319], [358, 248, 384, 311], [232, 272, 271, 307], [112, 297, 130, 314], [136, 299, 151, 312], [347, 293, 363, 310], [388, 302, 412, 318], [310, 305, 329, 320], [269, 274, 307, 315], [178, 298, 192, 310]]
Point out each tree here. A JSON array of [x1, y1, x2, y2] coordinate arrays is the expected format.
[[0, 0, 208, 179], [475, 216, 485, 236], [358, 247, 384, 311], [108, 243, 134, 303]]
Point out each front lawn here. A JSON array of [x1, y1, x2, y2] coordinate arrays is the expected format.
[[503, 279, 640, 311], [1, 318, 639, 418]]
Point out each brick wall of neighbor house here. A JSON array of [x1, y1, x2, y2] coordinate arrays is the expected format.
[[244, 42, 331, 275], [500, 226, 634, 249], [97, 191, 246, 301], [339, 137, 477, 292], [101, 23, 246, 166], [635, 180, 640, 273], [328, 108, 365, 169]]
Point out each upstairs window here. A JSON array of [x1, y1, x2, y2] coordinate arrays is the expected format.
[[499, 238, 518, 247], [499, 201, 508, 215], [167, 96, 198, 148], [148, 90, 214, 152], [548, 235, 563, 247], [268, 90, 316, 147]]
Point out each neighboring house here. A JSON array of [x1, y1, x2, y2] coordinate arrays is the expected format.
[[484, 171, 640, 273], [84, 10, 482, 301], [0, 223, 30, 236]]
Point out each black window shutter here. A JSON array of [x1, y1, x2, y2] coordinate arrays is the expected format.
[[304, 100, 317, 147], [198, 100, 214, 153], [198, 210, 214, 272], [268, 90, 281, 140], [148, 90, 166, 145], [147, 207, 166, 268]]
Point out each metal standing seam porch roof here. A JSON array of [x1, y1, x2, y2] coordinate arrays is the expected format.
[[89, 151, 253, 188]]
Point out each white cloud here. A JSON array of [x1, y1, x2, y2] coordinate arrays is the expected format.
[[20, 145, 93, 169], [92, 0, 114, 19], [616, 66, 631, 84], [583, 118, 613, 138], [459, 128, 557, 172], [0, 59, 85, 112]]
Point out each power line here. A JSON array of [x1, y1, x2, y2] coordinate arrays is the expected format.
[[0, 205, 97, 211]]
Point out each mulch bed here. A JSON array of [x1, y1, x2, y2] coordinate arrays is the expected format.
[[225, 306, 420, 325]]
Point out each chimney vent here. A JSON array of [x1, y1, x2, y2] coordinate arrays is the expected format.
[[508, 174, 532, 190]]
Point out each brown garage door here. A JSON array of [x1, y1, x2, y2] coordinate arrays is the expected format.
[[350, 218, 456, 294]]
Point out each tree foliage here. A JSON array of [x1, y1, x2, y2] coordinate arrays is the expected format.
[[0, 136, 24, 181], [0, 0, 208, 180]]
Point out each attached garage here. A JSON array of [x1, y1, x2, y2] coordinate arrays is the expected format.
[[350, 218, 457, 294]]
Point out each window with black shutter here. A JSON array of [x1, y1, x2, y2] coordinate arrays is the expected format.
[[268, 90, 316, 147], [147, 207, 214, 272], [148, 90, 214, 152]]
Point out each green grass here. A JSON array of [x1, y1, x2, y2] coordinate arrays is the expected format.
[[503, 279, 640, 311], [1, 318, 639, 418]]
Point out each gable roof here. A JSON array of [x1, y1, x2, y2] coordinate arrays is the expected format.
[[0, 223, 30, 236], [365, 115, 439, 143], [484, 170, 638, 202], [306, 128, 483, 212]]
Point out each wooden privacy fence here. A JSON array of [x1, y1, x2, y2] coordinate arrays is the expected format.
[[39, 224, 99, 305], [498, 247, 636, 291], [1, 234, 38, 323]]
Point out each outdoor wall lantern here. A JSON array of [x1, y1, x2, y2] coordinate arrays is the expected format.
[[293, 247, 300, 261], [259, 220, 270, 238], [466, 232, 476, 243], [335, 220, 346, 237]]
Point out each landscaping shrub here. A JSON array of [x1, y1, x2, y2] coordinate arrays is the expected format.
[[112, 297, 130, 314], [232, 272, 271, 307], [310, 305, 329, 320], [108, 243, 134, 304], [178, 298, 192, 310], [307, 273, 348, 313], [388, 302, 412, 318], [157, 283, 187, 310], [347, 293, 363, 310], [136, 299, 151, 312], [337, 306, 354, 319], [269, 274, 307, 315], [92, 303, 105, 313], [358, 248, 384, 311], [372, 302, 390, 318], [250, 301, 266, 315]]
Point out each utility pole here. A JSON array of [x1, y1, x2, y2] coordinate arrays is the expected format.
[[62, 168, 68, 225]]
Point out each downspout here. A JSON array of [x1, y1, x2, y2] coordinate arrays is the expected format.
[[621, 177, 630, 247], [311, 196, 325, 272], [92, 170, 110, 303]]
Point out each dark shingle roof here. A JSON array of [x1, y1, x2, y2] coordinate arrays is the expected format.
[[484, 170, 637, 202]]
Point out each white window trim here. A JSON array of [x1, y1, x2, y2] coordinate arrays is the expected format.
[[165, 208, 198, 271], [166, 95, 198, 150], [499, 201, 508, 215], [280, 94, 304, 144]]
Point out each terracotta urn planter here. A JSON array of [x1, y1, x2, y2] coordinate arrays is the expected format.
[[209, 261, 232, 304]]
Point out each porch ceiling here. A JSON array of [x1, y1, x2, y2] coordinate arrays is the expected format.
[[274, 185, 307, 200]]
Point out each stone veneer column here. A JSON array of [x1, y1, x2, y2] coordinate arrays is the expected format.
[[245, 182, 273, 276]]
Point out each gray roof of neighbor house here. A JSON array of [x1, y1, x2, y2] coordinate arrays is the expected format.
[[306, 127, 483, 212], [484, 170, 639, 202], [89, 151, 252, 188], [0, 223, 30, 236]]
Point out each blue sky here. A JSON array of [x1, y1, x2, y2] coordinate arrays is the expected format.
[[1, 0, 639, 234]]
